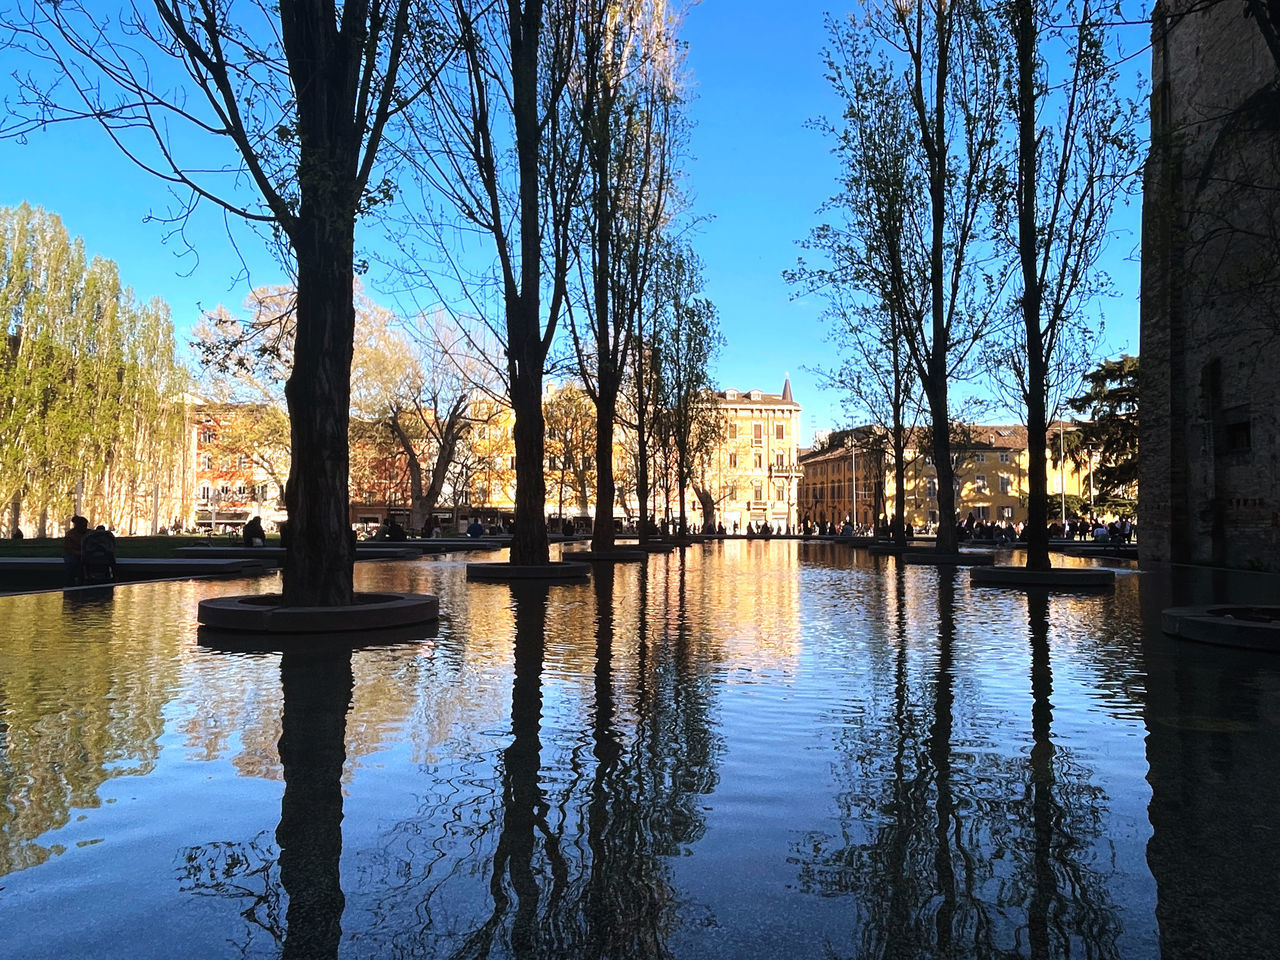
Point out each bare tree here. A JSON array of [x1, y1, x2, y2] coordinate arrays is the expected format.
[[994, 0, 1140, 570], [650, 242, 723, 536], [566, 0, 686, 551], [5, 1, 419, 603], [819, 3, 1009, 554], [403, 0, 586, 565], [789, 39, 926, 548]]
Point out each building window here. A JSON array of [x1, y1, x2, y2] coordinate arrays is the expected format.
[[200, 428, 216, 443], [926, 478, 937, 499], [729, 484, 738, 500], [923, 455, 934, 465], [775, 453, 784, 467], [775, 423, 784, 440], [753, 423, 763, 444], [974, 505, 990, 520], [201, 454, 213, 471], [975, 452, 986, 463], [754, 483, 764, 501], [999, 451, 1011, 463], [775, 484, 785, 501], [729, 452, 738, 468], [728, 423, 738, 439], [199, 485, 210, 501], [754, 453, 763, 470], [236, 484, 247, 496], [999, 475, 1011, 495], [999, 505, 1014, 520], [509, 456, 517, 470], [1224, 405, 1252, 453], [976, 474, 988, 494]]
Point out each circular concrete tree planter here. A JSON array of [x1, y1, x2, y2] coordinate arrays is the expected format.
[[562, 549, 648, 563], [1162, 605, 1280, 651], [902, 551, 997, 566], [970, 565, 1116, 590], [465, 560, 591, 582], [197, 618, 439, 652], [197, 592, 440, 634]]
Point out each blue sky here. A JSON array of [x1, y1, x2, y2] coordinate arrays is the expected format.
[[0, 1, 1149, 439]]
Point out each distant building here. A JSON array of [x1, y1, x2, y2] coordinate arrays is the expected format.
[[799, 423, 1097, 531], [696, 378, 802, 532], [1140, 3, 1280, 570]]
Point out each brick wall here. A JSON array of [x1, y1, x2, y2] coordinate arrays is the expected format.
[[1140, 1, 1280, 571]]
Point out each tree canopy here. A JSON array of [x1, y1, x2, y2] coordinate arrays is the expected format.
[[0, 203, 188, 536]]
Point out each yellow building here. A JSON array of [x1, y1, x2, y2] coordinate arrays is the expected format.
[[887, 423, 1095, 529], [694, 378, 802, 533], [796, 427, 884, 530]]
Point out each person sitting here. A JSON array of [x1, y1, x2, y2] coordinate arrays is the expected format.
[[243, 515, 266, 547], [63, 515, 89, 586]]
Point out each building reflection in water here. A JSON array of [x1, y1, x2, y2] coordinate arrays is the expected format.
[[1139, 567, 1280, 958]]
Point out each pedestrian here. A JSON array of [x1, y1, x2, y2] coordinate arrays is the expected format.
[[64, 515, 89, 586]]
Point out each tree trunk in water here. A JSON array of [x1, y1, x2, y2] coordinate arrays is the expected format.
[[592, 384, 618, 552], [277, 649, 351, 959], [284, 227, 356, 605]]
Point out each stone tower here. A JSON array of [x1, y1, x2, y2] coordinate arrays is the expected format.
[[1140, 1, 1280, 570]]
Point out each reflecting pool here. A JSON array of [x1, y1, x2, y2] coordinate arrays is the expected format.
[[2, 542, 1279, 959]]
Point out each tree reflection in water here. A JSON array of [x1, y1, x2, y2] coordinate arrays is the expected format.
[[177, 646, 354, 959], [355, 559, 723, 959], [794, 572, 1123, 959]]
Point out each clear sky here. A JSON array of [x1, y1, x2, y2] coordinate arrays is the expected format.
[[0, 1, 1150, 440]]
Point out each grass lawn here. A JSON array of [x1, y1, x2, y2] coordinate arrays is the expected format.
[[0, 534, 280, 558]]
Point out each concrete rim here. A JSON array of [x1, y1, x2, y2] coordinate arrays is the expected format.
[[902, 552, 997, 566], [970, 565, 1116, 590], [197, 592, 440, 634], [561, 549, 648, 563], [1163, 605, 1280, 650], [465, 560, 591, 582]]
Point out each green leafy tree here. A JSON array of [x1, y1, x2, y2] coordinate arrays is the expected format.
[[1066, 354, 1138, 504], [0, 204, 187, 537]]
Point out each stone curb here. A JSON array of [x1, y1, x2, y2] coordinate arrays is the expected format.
[[561, 550, 648, 563], [902, 552, 997, 566], [465, 561, 591, 582], [197, 592, 439, 633], [1162, 605, 1280, 650], [970, 566, 1116, 590]]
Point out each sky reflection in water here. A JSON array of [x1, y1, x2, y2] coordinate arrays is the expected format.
[[1, 542, 1278, 959]]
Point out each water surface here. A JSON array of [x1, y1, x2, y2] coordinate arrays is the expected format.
[[1, 542, 1278, 958]]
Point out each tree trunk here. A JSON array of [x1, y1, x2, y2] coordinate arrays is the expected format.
[[928, 384, 958, 554], [592, 383, 618, 551], [1016, 0, 1051, 572], [284, 227, 357, 604], [510, 360, 550, 565], [893, 440, 908, 549]]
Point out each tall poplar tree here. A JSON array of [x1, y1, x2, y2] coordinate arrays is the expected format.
[[0, 204, 187, 536]]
